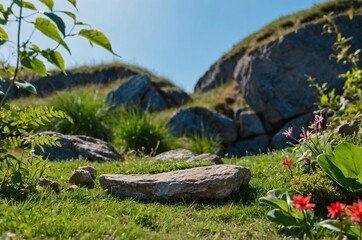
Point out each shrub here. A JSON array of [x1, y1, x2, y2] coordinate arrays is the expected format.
[[289, 170, 347, 214], [188, 133, 221, 154], [49, 90, 115, 142], [116, 109, 174, 155]]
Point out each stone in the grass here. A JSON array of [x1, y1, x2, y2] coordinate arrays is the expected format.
[[36, 177, 60, 192], [78, 166, 97, 179], [99, 165, 251, 200], [187, 153, 224, 164], [154, 149, 196, 161], [69, 169, 94, 188]]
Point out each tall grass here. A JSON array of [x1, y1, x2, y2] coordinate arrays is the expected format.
[[188, 133, 222, 155], [49, 90, 115, 142], [115, 108, 174, 155]]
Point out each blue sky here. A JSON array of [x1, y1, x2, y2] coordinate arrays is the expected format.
[[5, 0, 326, 92]]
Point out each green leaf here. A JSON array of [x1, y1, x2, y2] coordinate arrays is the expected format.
[[41, 50, 65, 73], [267, 209, 301, 227], [319, 219, 359, 238], [31, 44, 41, 52], [259, 196, 289, 212], [21, 57, 47, 76], [38, 0, 54, 11], [34, 17, 70, 53], [67, 0, 77, 9], [14, 0, 37, 10], [61, 11, 76, 23], [14, 80, 37, 95], [44, 12, 66, 37], [0, 26, 8, 41], [78, 29, 119, 57]]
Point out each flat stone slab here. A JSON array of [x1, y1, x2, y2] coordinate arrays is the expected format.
[[99, 165, 251, 200], [154, 149, 196, 161]]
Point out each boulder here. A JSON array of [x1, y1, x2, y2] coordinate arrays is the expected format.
[[106, 74, 190, 112], [34, 131, 124, 162], [234, 16, 362, 126], [99, 165, 251, 200], [69, 169, 94, 188], [187, 153, 224, 164], [167, 107, 238, 145], [77, 166, 97, 179], [226, 135, 269, 157], [238, 111, 265, 138], [154, 149, 196, 161], [271, 113, 314, 149]]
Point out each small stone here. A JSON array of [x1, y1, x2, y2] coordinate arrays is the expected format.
[[66, 185, 79, 192], [36, 177, 60, 192], [154, 149, 196, 161], [69, 169, 94, 188], [187, 153, 223, 164], [78, 166, 97, 179], [337, 121, 361, 136]]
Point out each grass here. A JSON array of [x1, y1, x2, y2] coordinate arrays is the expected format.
[[1, 149, 337, 239]]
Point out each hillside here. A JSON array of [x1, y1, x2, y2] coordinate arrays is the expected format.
[[195, 0, 362, 92]]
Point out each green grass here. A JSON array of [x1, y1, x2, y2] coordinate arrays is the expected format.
[[0, 150, 337, 239]]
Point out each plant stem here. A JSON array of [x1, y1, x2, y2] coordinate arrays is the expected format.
[[0, 1, 23, 108]]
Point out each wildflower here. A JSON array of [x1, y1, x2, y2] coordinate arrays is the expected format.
[[293, 195, 315, 212], [327, 202, 346, 219], [282, 127, 293, 138], [282, 159, 293, 167], [299, 128, 311, 142], [346, 199, 362, 222], [313, 112, 324, 130]]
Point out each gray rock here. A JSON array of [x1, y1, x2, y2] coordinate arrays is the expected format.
[[271, 113, 314, 149], [99, 165, 251, 200], [69, 169, 94, 188], [187, 153, 223, 164], [106, 74, 190, 112], [167, 107, 238, 145], [36, 177, 60, 192], [66, 185, 79, 192], [34, 131, 124, 162], [234, 16, 362, 126], [154, 149, 196, 161], [227, 135, 269, 157], [337, 121, 361, 136], [78, 166, 97, 179], [238, 111, 265, 138]]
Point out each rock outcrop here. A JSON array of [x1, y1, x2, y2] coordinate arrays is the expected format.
[[99, 165, 251, 200], [34, 131, 124, 162], [167, 107, 237, 146], [106, 74, 190, 112]]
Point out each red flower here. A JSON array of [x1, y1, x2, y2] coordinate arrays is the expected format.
[[282, 159, 293, 167], [282, 127, 293, 138], [346, 199, 362, 222], [327, 202, 346, 219], [293, 195, 315, 212]]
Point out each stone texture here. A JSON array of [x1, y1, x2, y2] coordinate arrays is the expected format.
[[187, 153, 224, 164], [106, 74, 190, 112], [167, 107, 238, 145], [226, 135, 269, 157], [234, 16, 362, 126], [69, 169, 94, 188], [271, 113, 314, 149], [99, 165, 251, 200], [78, 166, 97, 179], [337, 121, 361, 136], [34, 131, 124, 162], [238, 111, 265, 138], [36, 177, 60, 192], [154, 149, 196, 161]]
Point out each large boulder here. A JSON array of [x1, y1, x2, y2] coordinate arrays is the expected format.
[[234, 16, 362, 127], [99, 165, 251, 200], [238, 111, 265, 138], [167, 107, 238, 145], [106, 74, 190, 112], [226, 135, 269, 157], [34, 131, 124, 162]]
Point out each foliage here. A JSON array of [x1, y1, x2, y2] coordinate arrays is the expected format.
[[289, 170, 346, 213], [317, 142, 362, 195], [116, 108, 174, 155], [49, 90, 114, 142], [0, 0, 118, 199], [188, 133, 221, 155], [0, 105, 70, 198]]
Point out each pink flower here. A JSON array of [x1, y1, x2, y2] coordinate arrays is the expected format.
[[299, 128, 311, 142], [282, 127, 293, 138], [312, 112, 324, 130], [293, 195, 315, 212], [346, 199, 362, 222], [327, 202, 346, 219]]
